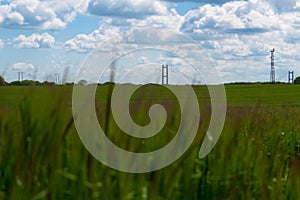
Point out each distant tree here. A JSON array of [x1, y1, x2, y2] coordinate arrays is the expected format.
[[0, 76, 6, 86], [78, 79, 88, 86], [42, 81, 56, 86], [294, 76, 300, 84], [21, 80, 39, 86], [102, 81, 116, 85], [34, 81, 43, 86], [8, 80, 43, 86], [9, 81, 22, 86]]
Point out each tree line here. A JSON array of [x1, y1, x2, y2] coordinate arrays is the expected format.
[[0, 75, 74, 86], [1, 75, 300, 86]]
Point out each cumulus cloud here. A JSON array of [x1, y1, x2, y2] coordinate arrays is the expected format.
[[64, 24, 121, 52], [178, 0, 300, 82], [160, 0, 230, 4], [181, 0, 300, 53], [12, 62, 35, 71], [267, 0, 297, 12], [182, 1, 271, 35], [13, 33, 55, 48], [0, 39, 3, 48], [182, 0, 299, 35], [64, 7, 184, 53], [127, 8, 183, 30], [163, 0, 298, 11], [87, 0, 168, 18], [0, 0, 172, 30], [0, 0, 88, 30]]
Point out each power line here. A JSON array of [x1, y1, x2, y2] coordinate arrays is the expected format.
[[277, 72, 286, 81], [168, 67, 196, 83], [142, 69, 161, 83]]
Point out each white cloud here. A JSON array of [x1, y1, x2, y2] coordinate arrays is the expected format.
[[64, 7, 184, 53], [127, 8, 183, 30], [87, 0, 168, 18], [182, 1, 277, 35], [0, 0, 171, 30], [296, 1, 300, 10], [0, 38, 3, 48], [64, 24, 121, 52], [267, 0, 297, 12], [217, 36, 252, 57], [180, 0, 300, 51], [12, 62, 35, 71], [13, 33, 55, 48], [179, 0, 300, 82], [42, 18, 66, 30], [0, 0, 89, 30], [160, 0, 230, 3], [181, 0, 300, 39]]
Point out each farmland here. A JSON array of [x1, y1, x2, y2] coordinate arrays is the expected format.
[[0, 84, 300, 199]]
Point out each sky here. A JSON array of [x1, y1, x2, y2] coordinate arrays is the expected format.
[[0, 0, 299, 83]]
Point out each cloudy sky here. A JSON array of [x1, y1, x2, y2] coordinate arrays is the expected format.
[[0, 0, 299, 83]]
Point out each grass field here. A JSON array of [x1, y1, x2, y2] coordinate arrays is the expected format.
[[0, 84, 300, 199]]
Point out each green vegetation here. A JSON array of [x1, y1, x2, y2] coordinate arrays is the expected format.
[[294, 76, 300, 84], [0, 84, 299, 199], [0, 76, 5, 86], [5, 80, 56, 86]]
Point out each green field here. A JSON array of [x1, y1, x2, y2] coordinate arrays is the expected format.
[[0, 84, 300, 199]]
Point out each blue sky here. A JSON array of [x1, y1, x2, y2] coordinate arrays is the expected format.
[[0, 0, 299, 83]]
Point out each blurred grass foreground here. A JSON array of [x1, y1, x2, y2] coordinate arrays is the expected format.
[[0, 84, 300, 199]]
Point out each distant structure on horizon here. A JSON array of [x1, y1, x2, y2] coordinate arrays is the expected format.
[[270, 48, 275, 83], [288, 71, 294, 83], [162, 64, 169, 85], [17, 72, 24, 82], [55, 73, 60, 84]]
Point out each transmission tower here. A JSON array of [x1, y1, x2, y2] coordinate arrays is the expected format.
[[270, 48, 275, 83], [288, 71, 294, 84], [162, 64, 168, 85]]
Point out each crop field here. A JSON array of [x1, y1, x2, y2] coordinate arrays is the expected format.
[[0, 84, 300, 199]]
